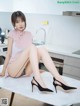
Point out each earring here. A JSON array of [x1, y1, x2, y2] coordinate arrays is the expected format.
[[14, 27, 16, 29]]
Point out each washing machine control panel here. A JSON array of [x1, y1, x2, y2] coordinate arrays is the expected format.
[[0, 44, 7, 57], [3, 47, 7, 52]]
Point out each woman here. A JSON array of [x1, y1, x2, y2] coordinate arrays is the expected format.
[[0, 11, 77, 93]]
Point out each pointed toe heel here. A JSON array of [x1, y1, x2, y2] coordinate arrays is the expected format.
[[31, 76, 53, 93], [53, 77, 77, 93]]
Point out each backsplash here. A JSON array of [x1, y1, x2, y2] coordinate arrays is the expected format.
[[0, 12, 80, 49]]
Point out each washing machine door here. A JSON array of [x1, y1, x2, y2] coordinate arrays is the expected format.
[[0, 56, 5, 65]]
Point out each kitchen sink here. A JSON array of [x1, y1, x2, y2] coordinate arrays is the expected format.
[[33, 43, 41, 46], [72, 50, 80, 55], [33, 42, 45, 46]]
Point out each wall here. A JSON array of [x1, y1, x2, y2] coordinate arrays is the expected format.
[[0, 0, 80, 14], [23, 14, 80, 49], [0, 0, 13, 12], [47, 15, 80, 49], [13, 0, 80, 15], [0, 12, 13, 31], [0, 12, 80, 49]]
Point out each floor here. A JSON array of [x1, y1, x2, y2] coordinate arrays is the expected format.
[[0, 88, 80, 106], [0, 88, 52, 106]]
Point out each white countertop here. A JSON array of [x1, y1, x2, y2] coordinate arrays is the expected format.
[[0, 65, 80, 106], [44, 43, 80, 59], [0, 39, 80, 59]]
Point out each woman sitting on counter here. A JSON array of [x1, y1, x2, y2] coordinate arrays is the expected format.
[[0, 11, 77, 93]]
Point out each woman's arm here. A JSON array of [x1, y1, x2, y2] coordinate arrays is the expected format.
[[0, 37, 13, 76]]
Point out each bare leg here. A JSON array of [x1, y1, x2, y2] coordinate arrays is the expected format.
[[24, 61, 33, 76], [24, 48, 45, 77], [25, 61, 45, 77], [37, 47, 67, 84], [7, 44, 46, 87], [29, 45, 46, 87], [24, 48, 41, 77], [7, 48, 30, 77]]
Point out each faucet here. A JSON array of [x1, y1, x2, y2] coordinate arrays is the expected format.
[[36, 28, 46, 45]]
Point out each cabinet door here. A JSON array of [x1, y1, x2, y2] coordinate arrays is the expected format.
[[63, 64, 80, 79], [64, 56, 80, 79], [64, 56, 80, 68], [49, 52, 65, 60]]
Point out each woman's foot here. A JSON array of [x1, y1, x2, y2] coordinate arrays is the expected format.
[[32, 76, 47, 88], [31, 76, 53, 93], [53, 77, 77, 93], [55, 75, 68, 86]]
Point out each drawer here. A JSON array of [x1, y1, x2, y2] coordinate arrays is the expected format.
[[49, 52, 65, 60], [63, 65, 80, 78], [64, 56, 80, 68]]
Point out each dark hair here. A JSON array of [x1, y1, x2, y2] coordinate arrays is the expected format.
[[11, 11, 26, 28]]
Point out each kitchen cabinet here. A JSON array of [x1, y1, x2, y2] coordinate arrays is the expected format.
[[63, 56, 80, 80], [38, 50, 65, 75], [49, 52, 65, 60], [49, 52, 80, 80], [48, 52, 65, 75]]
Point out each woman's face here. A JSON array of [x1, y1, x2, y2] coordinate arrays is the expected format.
[[15, 17, 25, 31]]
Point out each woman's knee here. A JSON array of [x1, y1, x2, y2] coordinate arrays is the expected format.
[[30, 44, 37, 50], [23, 44, 36, 54], [29, 44, 38, 54], [38, 46, 47, 54]]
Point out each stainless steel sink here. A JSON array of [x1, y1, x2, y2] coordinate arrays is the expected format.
[[33, 42, 45, 46], [72, 50, 80, 55]]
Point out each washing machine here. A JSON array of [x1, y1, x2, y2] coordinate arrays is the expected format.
[[0, 43, 7, 65]]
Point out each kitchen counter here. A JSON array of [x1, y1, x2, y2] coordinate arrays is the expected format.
[[0, 39, 80, 59], [43, 44, 80, 80], [1, 42, 80, 79], [44, 44, 80, 59], [0, 66, 80, 106]]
